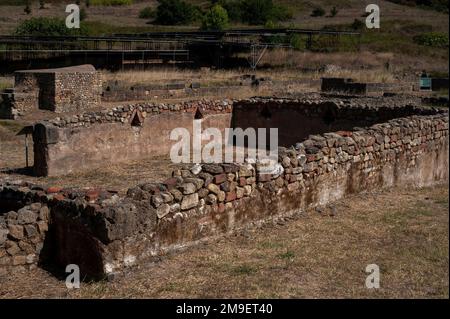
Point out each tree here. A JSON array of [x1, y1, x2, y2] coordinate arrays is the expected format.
[[201, 4, 229, 30], [240, 0, 273, 25], [39, 0, 45, 9], [154, 0, 200, 25]]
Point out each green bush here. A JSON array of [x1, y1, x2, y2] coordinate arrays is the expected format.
[[240, 0, 291, 25], [413, 32, 449, 48], [201, 4, 229, 30], [154, 0, 201, 25], [139, 6, 156, 19], [217, 0, 243, 22], [14, 17, 89, 36], [289, 34, 305, 50], [90, 0, 133, 5], [311, 7, 325, 17]]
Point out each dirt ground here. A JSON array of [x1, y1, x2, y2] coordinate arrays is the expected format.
[[0, 184, 448, 298], [0, 118, 179, 193]]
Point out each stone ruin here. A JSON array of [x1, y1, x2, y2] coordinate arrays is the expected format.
[[0, 95, 448, 279], [321, 77, 413, 96], [0, 65, 102, 119]]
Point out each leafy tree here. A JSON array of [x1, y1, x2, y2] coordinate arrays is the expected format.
[[240, 0, 274, 25], [154, 0, 201, 25], [139, 7, 156, 19], [217, 0, 243, 22], [239, 0, 291, 25], [201, 4, 229, 30]]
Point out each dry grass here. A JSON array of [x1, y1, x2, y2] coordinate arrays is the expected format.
[[0, 184, 448, 298], [102, 60, 397, 87]]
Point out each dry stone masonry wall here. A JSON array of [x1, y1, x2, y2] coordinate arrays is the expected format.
[[1, 97, 448, 279], [0, 65, 102, 119]]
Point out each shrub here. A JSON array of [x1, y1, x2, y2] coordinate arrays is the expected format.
[[289, 34, 304, 50], [15, 17, 89, 36], [240, 0, 291, 25], [139, 6, 156, 19], [413, 32, 449, 48], [350, 18, 364, 30], [270, 4, 293, 21], [154, 0, 201, 25], [201, 4, 229, 31], [217, 0, 243, 22], [311, 7, 325, 17], [90, 0, 133, 5]]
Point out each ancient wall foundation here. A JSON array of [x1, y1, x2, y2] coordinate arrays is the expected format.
[[31, 96, 437, 177], [1, 97, 448, 279]]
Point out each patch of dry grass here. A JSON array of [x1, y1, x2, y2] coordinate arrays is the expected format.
[[102, 59, 397, 88], [0, 184, 448, 298]]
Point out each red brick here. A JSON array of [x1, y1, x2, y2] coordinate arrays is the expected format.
[[336, 130, 353, 137], [52, 194, 65, 202], [46, 186, 62, 194], [85, 189, 99, 202], [238, 177, 247, 187], [306, 154, 316, 162], [214, 174, 227, 184], [225, 191, 236, 202], [163, 177, 179, 189]]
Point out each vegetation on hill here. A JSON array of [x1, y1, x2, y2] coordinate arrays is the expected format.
[[201, 4, 229, 30], [154, 0, 202, 25], [386, 0, 449, 13], [14, 17, 89, 36]]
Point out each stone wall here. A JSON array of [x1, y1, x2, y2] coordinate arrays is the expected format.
[[1, 109, 447, 278], [32, 100, 233, 176], [32, 97, 437, 176], [0, 65, 102, 119], [0, 187, 51, 275], [321, 77, 413, 95]]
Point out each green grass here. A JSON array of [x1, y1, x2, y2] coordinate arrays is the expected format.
[[232, 264, 257, 275], [277, 250, 295, 259]]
